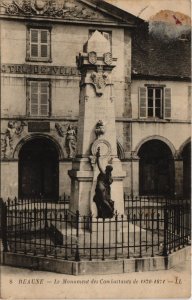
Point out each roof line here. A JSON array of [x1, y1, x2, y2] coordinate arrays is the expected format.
[[80, 0, 144, 24], [132, 73, 191, 81]]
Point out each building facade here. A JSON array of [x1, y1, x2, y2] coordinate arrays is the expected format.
[[0, 0, 191, 201]]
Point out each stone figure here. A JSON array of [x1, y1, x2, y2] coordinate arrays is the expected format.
[[1, 120, 26, 158], [93, 147, 114, 218], [95, 120, 105, 138], [66, 124, 77, 158], [55, 122, 65, 137]]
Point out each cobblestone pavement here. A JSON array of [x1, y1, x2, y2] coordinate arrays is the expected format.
[[0, 257, 191, 299]]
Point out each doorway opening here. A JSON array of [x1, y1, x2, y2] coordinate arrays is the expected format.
[[19, 137, 59, 201], [138, 139, 174, 196], [182, 142, 191, 198]]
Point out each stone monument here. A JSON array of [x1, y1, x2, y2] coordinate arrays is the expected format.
[[69, 31, 126, 216]]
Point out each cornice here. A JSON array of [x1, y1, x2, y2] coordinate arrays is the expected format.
[[0, 0, 135, 28]]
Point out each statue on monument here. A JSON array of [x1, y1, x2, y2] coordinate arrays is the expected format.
[[93, 147, 114, 218], [66, 124, 77, 158]]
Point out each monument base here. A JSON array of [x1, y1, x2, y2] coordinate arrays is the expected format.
[[68, 157, 126, 216]]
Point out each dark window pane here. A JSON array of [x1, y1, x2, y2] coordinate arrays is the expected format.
[[148, 108, 153, 117], [155, 108, 161, 118], [148, 88, 153, 98], [148, 98, 153, 107], [155, 88, 161, 98], [155, 98, 161, 107]]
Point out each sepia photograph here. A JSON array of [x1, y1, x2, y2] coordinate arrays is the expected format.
[[0, 0, 191, 298]]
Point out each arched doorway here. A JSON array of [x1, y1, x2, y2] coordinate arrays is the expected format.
[[182, 142, 191, 198], [138, 140, 174, 196], [19, 137, 59, 200]]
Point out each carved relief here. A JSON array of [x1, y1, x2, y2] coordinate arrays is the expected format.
[[55, 122, 65, 137], [1, 121, 26, 159], [89, 139, 112, 169], [91, 139, 111, 158], [95, 120, 105, 138], [90, 71, 110, 96], [103, 52, 113, 65], [55, 122, 77, 158], [2, 0, 104, 19], [88, 52, 97, 65]]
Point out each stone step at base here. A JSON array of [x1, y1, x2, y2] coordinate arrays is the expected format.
[[60, 225, 146, 245]]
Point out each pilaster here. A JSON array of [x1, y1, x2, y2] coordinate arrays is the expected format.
[[174, 151, 183, 197]]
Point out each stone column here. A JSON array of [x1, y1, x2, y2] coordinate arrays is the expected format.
[[174, 152, 183, 197], [68, 31, 125, 216]]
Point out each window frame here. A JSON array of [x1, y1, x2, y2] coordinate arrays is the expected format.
[[139, 85, 171, 120], [26, 79, 51, 117], [147, 87, 163, 118], [26, 25, 52, 62]]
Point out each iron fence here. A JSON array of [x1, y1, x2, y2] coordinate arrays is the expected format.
[[0, 196, 191, 262]]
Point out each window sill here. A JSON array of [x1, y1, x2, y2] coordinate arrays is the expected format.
[[28, 116, 50, 118], [138, 118, 171, 123], [25, 58, 52, 63]]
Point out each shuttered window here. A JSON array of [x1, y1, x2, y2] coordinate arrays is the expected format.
[[29, 29, 50, 60], [29, 81, 50, 116], [188, 86, 192, 120], [139, 87, 147, 118], [163, 88, 171, 119], [139, 87, 171, 119]]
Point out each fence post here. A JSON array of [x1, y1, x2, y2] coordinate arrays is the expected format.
[[1, 199, 8, 252], [163, 207, 168, 257], [75, 210, 80, 262]]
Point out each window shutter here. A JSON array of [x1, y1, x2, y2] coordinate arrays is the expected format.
[[40, 82, 49, 116], [31, 29, 38, 42], [188, 86, 192, 120], [30, 82, 38, 116], [30, 29, 38, 57], [139, 87, 147, 118], [164, 88, 171, 119], [26, 80, 30, 116], [40, 30, 48, 58]]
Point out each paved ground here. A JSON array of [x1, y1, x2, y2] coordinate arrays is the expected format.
[[0, 257, 191, 299]]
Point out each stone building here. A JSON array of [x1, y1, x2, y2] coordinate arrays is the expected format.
[[0, 0, 191, 201]]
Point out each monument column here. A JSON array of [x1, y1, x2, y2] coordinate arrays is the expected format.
[[68, 31, 126, 216]]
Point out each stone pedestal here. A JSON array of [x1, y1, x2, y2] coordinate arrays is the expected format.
[[69, 31, 126, 216], [1, 160, 18, 199]]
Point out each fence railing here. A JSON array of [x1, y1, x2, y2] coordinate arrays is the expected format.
[[0, 196, 191, 262]]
